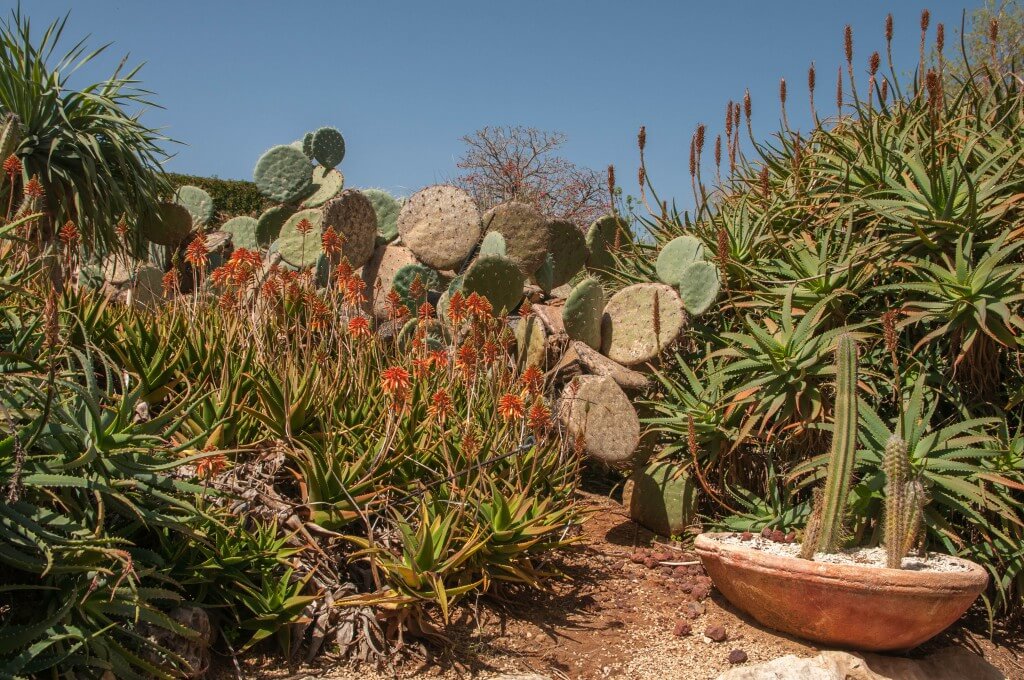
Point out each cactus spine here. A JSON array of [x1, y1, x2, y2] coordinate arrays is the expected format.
[[811, 333, 859, 554], [883, 434, 926, 568]]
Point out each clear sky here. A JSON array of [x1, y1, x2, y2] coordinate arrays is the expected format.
[[21, 1, 980, 206]]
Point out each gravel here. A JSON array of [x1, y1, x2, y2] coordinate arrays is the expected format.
[[719, 534, 972, 572]]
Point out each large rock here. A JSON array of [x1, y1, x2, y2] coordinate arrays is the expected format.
[[716, 648, 1004, 680]]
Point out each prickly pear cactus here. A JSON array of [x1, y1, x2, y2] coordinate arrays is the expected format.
[[559, 375, 640, 465], [600, 283, 685, 366], [479, 231, 507, 257], [533, 252, 555, 294], [623, 463, 697, 537], [462, 254, 525, 315], [101, 253, 137, 285], [310, 127, 346, 170], [322, 189, 377, 269], [482, 201, 549, 275], [515, 314, 548, 369], [302, 132, 314, 159], [132, 264, 167, 308], [140, 202, 193, 246], [655, 235, 706, 286], [361, 188, 401, 243], [546, 219, 588, 288], [174, 185, 214, 226], [221, 216, 259, 251], [397, 184, 481, 270], [676, 260, 721, 315], [256, 204, 295, 247], [398, 318, 449, 352], [253, 145, 313, 203], [276, 208, 324, 268], [392, 263, 440, 311], [301, 166, 345, 208], [585, 214, 632, 273], [562, 277, 604, 350], [362, 244, 419, 319]]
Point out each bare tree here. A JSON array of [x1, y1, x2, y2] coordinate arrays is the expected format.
[[454, 126, 607, 226]]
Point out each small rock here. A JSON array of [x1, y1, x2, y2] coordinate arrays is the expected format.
[[704, 623, 728, 642], [629, 552, 646, 564], [770, 530, 786, 543], [673, 620, 692, 637], [673, 566, 689, 578], [727, 649, 748, 665], [785, 531, 797, 543], [683, 601, 705, 619], [643, 558, 658, 569], [740, 531, 753, 541], [653, 552, 672, 562], [691, 583, 710, 600], [760, 527, 772, 538]]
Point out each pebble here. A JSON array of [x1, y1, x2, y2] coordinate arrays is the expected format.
[[705, 624, 728, 642], [683, 602, 705, 619], [728, 649, 748, 664], [691, 583, 710, 600], [673, 620, 692, 637]]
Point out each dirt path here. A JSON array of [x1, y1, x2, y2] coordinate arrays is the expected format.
[[226, 491, 1023, 679]]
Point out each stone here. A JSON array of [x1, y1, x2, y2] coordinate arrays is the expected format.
[[715, 648, 1005, 680], [673, 620, 692, 637], [705, 623, 728, 642], [728, 650, 748, 665]]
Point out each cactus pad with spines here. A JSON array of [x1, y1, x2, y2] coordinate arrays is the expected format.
[[586, 214, 632, 273], [398, 318, 448, 352], [256, 204, 296, 247], [546, 218, 588, 287], [479, 231, 507, 257], [515, 315, 548, 369], [533, 253, 555, 294], [361, 188, 401, 243], [559, 375, 640, 465], [301, 132, 314, 159], [600, 283, 685, 366], [276, 208, 324, 268], [562, 277, 604, 350], [391, 263, 441, 311], [655, 235, 706, 286], [482, 201, 549, 275], [361, 244, 420, 319], [322, 189, 378, 269], [140, 202, 193, 246], [310, 127, 346, 169], [397, 184, 481, 270], [221, 216, 259, 251], [253, 145, 313, 203], [677, 260, 721, 315], [174, 185, 215, 226], [300, 166, 345, 208], [462, 254, 525, 315]]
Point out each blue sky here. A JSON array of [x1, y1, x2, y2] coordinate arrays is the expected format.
[[23, 1, 979, 205]]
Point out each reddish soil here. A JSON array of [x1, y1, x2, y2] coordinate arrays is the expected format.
[[224, 491, 1024, 679]]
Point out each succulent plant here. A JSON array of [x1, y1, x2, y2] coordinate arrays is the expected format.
[[515, 314, 548, 369], [398, 317, 449, 352], [461, 253, 524, 315], [322, 189, 378, 269], [655, 235, 706, 286], [479, 231, 507, 257], [677, 260, 721, 315], [559, 375, 640, 465], [300, 166, 345, 208], [883, 435, 927, 569], [256, 204, 296, 248], [361, 188, 401, 243], [585, 214, 631, 273], [562, 277, 604, 350], [391, 263, 440, 311], [546, 219, 588, 288], [624, 462, 697, 538], [276, 208, 324, 268], [302, 131, 314, 159], [309, 127, 346, 170], [253, 144, 313, 203], [533, 252, 555, 294], [131, 264, 166, 307], [800, 333, 859, 558], [221, 215, 259, 251], [362, 244, 420, 319], [140, 202, 193, 246], [173, 185, 214, 226], [482, 201, 550, 275], [0, 113, 22, 162], [398, 184, 481, 270], [600, 283, 685, 366]]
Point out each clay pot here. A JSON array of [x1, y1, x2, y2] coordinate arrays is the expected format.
[[694, 532, 987, 651]]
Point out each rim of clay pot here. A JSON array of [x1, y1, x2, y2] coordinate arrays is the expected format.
[[695, 532, 988, 593]]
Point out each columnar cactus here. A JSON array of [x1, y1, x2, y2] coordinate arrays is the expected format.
[[883, 435, 927, 568]]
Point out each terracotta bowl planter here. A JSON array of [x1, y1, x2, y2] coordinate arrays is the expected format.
[[694, 532, 988, 651]]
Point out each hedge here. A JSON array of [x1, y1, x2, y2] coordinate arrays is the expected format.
[[166, 172, 271, 221]]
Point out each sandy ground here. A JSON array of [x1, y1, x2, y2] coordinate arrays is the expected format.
[[217, 491, 1024, 680]]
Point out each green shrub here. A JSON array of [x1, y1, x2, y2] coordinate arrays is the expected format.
[[166, 172, 272, 220]]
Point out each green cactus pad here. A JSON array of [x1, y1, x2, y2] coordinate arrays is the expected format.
[[301, 132, 314, 158], [515, 315, 548, 369], [253, 144, 313, 203], [362, 188, 401, 243], [482, 201, 549, 275], [479, 231, 507, 257], [391, 263, 441, 311], [462, 254, 525, 315], [221, 216, 259, 251], [676, 260, 721, 315], [585, 214, 632, 273], [101, 253, 137, 285], [562, 277, 604, 350], [277, 208, 324, 268], [322, 189, 378, 269], [256, 204, 296, 247], [624, 462, 697, 537], [398, 318, 448, 352], [546, 219, 588, 287], [600, 283, 685, 366], [140, 202, 193, 246], [173, 185, 215, 226], [132, 265, 166, 308], [398, 184, 481, 270], [310, 127, 346, 170], [559, 375, 640, 465], [533, 253, 555, 294], [655, 235, 707, 286], [300, 166, 345, 208]]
